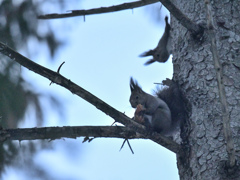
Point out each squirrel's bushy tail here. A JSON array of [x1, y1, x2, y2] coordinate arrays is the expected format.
[[156, 81, 187, 132]]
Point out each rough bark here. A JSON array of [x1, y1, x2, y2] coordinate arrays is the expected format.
[[171, 0, 240, 179], [1, 1, 240, 179]]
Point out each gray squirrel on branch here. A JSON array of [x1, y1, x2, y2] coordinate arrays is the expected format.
[[139, 16, 172, 65], [129, 77, 186, 136]]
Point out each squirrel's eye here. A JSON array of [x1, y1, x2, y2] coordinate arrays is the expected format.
[[136, 96, 139, 99]]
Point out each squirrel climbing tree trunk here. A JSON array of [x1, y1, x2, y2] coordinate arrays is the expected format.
[[0, 0, 240, 179], [171, 0, 240, 179]]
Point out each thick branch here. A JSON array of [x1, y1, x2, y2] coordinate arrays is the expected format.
[[38, 0, 203, 37], [0, 42, 180, 153], [205, 0, 235, 167], [0, 126, 143, 142], [159, 0, 203, 37], [38, 0, 158, 19]]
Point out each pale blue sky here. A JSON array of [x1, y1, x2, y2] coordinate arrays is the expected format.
[[3, 1, 178, 179]]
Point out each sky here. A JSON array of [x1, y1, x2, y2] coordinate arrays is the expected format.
[[3, 1, 179, 179]]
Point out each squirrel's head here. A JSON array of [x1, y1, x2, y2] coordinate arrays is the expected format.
[[129, 77, 145, 108]]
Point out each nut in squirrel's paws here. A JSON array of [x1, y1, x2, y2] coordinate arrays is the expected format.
[[134, 104, 146, 125]]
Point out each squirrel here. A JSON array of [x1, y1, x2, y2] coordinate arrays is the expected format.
[[129, 77, 186, 136], [139, 16, 172, 65], [130, 77, 172, 135]]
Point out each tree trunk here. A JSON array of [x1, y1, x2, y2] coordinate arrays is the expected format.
[[172, 0, 240, 179]]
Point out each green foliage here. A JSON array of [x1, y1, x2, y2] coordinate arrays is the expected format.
[[0, 0, 67, 176], [0, 0, 62, 57], [0, 74, 27, 128]]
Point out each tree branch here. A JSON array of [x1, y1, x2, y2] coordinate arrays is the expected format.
[[205, 0, 235, 167], [159, 0, 203, 37], [38, 0, 158, 19], [38, 0, 203, 37], [0, 126, 144, 142], [0, 42, 180, 153]]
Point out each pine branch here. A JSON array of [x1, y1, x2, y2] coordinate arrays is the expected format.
[[205, 0, 235, 167], [38, 0, 158, 19], [0, 42, 180, 153], [38, 0, 203, 38], [0, 126, 143, 142]]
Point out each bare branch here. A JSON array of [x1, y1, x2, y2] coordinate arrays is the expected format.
[[38, 0, 203, 37], [50, 61, 65, 85], [38, 0, 158, 19], [119, 139, 135, 154], [205, 0, 235, 167], [159, 0, 203, 37], [0, 126, 143, 142], [57, 61, 65, 73], [0, 42, 180, 153]]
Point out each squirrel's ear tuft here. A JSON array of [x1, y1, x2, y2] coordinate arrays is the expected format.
[[139, 50, 155, 57], [144, 59, 156, 65], [130, 77, 135, 92], [130, 77, 142, 92]]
